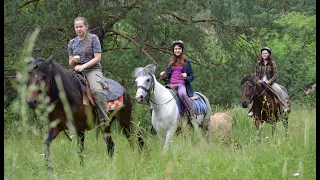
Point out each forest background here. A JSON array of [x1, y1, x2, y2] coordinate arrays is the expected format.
[[4, 0, 316, 121], [4, 1, 316, 179]]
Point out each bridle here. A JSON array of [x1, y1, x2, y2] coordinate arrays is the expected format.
[[136, 72, 175, 105], [31, 62, 53, 95], [246, 79, 268, 102]]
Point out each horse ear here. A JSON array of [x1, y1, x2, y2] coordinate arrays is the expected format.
[[28, 56, 35, 64], [27, 57, 37, 70], [145, 63, 157, 75], [47, 51, 54, 63]]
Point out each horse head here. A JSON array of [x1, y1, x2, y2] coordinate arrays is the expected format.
[[240, 74, 255, 108], [26, 55, 54, 108], [134, 64, 157, 103]]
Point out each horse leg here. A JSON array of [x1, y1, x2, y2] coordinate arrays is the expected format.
[[77, 131, 85, 166], [199, 115, 211, 143], [282, 117, 289, 137], [163, 130, 174, 154], [44, 128, 60, 171], [255, 119, 262, 143], [101, 125, 114, 157], [117, 111, 144, 152], [137, 130, 145, 153], [203, 129, 211, 143], [149, 106, 157, 135], [271, 122, 277, 138]]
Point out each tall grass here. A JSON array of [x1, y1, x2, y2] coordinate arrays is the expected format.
[[4, 103, 316, 180]]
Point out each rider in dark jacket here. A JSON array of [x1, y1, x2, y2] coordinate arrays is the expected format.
[[160, 40, 196, 120]]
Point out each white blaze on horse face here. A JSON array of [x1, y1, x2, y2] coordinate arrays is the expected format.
[[135, 76, 151, 103]]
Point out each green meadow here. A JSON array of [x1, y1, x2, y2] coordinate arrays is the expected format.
[[4, 103, 316, 180]]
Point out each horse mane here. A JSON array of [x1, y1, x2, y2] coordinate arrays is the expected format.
[[134, 67, 148, 79], [134, 64, 157, 79], [33, 57, 83, 104], [240, 75, 252, 85]]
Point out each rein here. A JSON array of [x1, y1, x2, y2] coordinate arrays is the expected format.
[[250, 81, 268, 101], [149, 94, 175, 106]]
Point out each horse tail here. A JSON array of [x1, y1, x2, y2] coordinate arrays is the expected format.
[[195, 92, 211, 130]]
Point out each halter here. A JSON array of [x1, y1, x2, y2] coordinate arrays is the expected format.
[[136, 72, 175, 105]]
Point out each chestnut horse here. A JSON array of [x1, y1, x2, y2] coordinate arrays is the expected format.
[[26, 56, 144, 170], [240, 74, 289, 142]]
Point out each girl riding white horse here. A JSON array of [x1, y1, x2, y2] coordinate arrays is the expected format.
[[134, 64, 211, 152]]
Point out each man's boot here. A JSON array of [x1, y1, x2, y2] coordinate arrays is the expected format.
[[92, 92, 109, 125]]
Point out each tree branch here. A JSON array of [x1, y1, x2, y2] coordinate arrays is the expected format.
[[106, 29, 157, 64], [16, 0, 40, 14], [165, 11, 252, 28], [4, 76, 16, 80], [104, 0, 142, 30], [144, 42, 171, 55]]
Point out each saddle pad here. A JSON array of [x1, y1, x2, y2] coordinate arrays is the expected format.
[[80, 77, 124, 102], [106, 95, 124, 110], [103, 77, 125, 102], [279, 84, 289, 99], [190, 94, 206, 115]]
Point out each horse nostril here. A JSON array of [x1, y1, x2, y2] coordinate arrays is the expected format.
[[27, 99, 37, 109], [140, 95, 143, 99], [241, 101, 248, 108]]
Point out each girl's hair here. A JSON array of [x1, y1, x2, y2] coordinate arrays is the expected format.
[[258, 53, 274, 64], [168, 54, 186, 67], [74, 17, 90, 56], [168, 44, 186, 67]]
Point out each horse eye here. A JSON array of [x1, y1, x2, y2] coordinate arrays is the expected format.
[[146, 79, 150, 82], [40, 73, 46, 79]]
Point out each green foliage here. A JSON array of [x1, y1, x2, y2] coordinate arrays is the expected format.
[[5, 0, 316, 109], [267, 12, 315, 102], [4, 2, 316, 178]]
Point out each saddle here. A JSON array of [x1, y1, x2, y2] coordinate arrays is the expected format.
[[164, 85, 206, 115], [260, 82, 290, 107], [75, 73, 96, 105], [260, 83, 279, 103], [75, 73, 125, 110]]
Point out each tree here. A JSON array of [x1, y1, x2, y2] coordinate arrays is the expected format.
[[4, 0, 316, 108]]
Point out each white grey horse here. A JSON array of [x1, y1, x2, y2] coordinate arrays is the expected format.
[[133, 64, 211, 152]]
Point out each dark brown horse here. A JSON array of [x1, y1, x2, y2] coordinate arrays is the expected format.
[[26, 56, 144, 170], [240, 74, 289, 142]]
